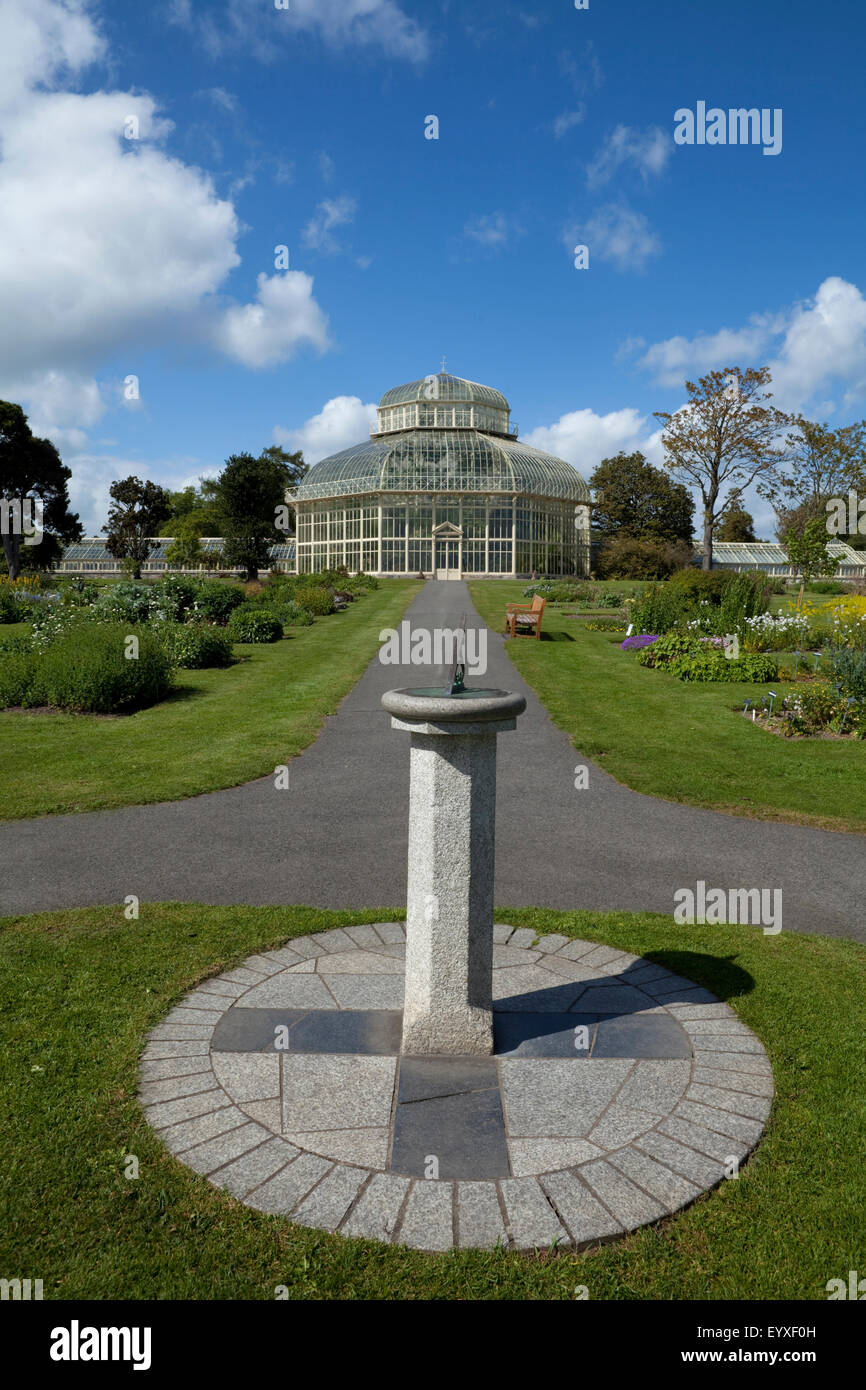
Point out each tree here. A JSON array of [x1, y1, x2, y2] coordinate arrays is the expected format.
[[590, 451, 694, 544], [158, 484, 224, 538], [103, 477, 171, 579], [165, 519, 213, 571], [783, 516, 839, 585], [654, 366, 789, 570], [212, 447, 305, 581], [716, 490, 756, 541], [759, 415, 866, 522], [0, 401, 81, 579]]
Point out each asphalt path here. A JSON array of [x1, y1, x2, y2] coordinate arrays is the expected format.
[[1, 581, 863, 940]]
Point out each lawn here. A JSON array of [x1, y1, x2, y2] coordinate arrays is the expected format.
[[0, 580, 421, 821], [0, 901, 861, 1300], [469, 581, 866, 833]]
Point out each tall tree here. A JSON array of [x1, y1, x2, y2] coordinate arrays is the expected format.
[[103, 477, 171, 579], [590, 451, 694, 544], [0, 401, 81, 579], [158, 484, 224, 538], [212, 447, 305, 581], [716, 490, 756, 541], [654, 366, 789, 570], [758, 415, 866, 527]]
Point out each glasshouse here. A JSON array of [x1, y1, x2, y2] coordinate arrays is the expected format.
[[290, 372, 592, 578], [709, 541, 866, 579]]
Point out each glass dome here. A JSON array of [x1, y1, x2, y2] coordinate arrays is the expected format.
[[380, 373, 509, 410], [294, 432, 589, 503], [291, 372, 591, 578]]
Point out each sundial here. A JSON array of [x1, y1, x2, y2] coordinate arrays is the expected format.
[[402, 613, 504, 700]]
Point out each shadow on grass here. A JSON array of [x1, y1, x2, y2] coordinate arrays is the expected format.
[[641, 949, 755, 1002]]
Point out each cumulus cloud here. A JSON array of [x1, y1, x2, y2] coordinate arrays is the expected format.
[[215, 272, 330, 368], [302, 195, 358, 254], [564, 205, 661, 272], [524, 407, 665, 476], [169, 0, 429, 64], [64, 449, 210, 534], [0, 0, 331, 446], [273, 395, 377, 464], [637, 277, 866, 416], [586, 124, 671, 189]]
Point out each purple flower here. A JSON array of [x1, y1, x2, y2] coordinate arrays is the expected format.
[[621, 634, 659, 650]]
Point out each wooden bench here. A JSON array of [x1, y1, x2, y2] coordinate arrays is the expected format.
[[505, 594, 546, 639]]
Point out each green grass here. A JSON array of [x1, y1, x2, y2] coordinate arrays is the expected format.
[[469, 581, 866, 832], [0, 581, 421, 821], [0, 902, 862, 1300]]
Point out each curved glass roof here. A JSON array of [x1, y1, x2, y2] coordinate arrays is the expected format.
[[380, 374, 510, 410], [293, 430, 589, 502]]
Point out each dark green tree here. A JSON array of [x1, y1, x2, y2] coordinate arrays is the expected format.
[[0, 401, 81, 579], [716, 491, 756, 541], [212, 447, 306, 580], [103, 477, 171, 579], [590, 451, 694, 544]]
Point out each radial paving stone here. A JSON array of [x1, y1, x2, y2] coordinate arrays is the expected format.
[[139, 926, 774, 1251]]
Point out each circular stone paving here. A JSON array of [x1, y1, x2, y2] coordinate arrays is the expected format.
[[138, 924, 773, 1252]]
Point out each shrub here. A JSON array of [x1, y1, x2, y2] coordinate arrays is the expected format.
[[152, 575, 197, 622], [295, 584, 335, 616], [829, 596, 866, 650], [191, 581, 246, 624], [666, 568, 730, 602], [827, 648, 866, 704], [595, 537, 695, 580], [630, 584, 694, 635], [35, 623, 173, 713], [155, 622, 234, 668], [781, 682, 862, 737], [637, 630, 778, 682], [717, 572, 771, 629], [58, 578, 101, 607], [0, 632, 37, 707], [95, 582, 158, 624], [808, 579, 847, 594], [271, 600, 314, 628], [227, 606, 283, 643]]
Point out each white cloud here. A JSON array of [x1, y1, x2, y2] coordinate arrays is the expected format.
[[639, 323, 772, 387], [202, 86, 238, 113], [302, 195, 357, 254], [215, 271, 330, 368], [463, 212, 522, 249], [553, 108, 584, 138], [587, 124, 671, 189], [62, 449, 208, 534], [170, 0, 429, 63], [524, 407, 665, 477], [565, 205, 661, 272], [0, 0, 331, 443], [637, 277, 866, 415], [272, 395, 377, 464], [769, 277, 866, 412]]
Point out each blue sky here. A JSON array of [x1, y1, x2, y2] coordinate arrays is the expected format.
[[2, 0, 865, 537]]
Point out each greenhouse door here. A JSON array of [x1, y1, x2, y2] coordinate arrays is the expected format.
[[435, 539, 461, 580]]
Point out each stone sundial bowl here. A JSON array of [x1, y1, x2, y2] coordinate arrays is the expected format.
[[381, 687, 526, 726]]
